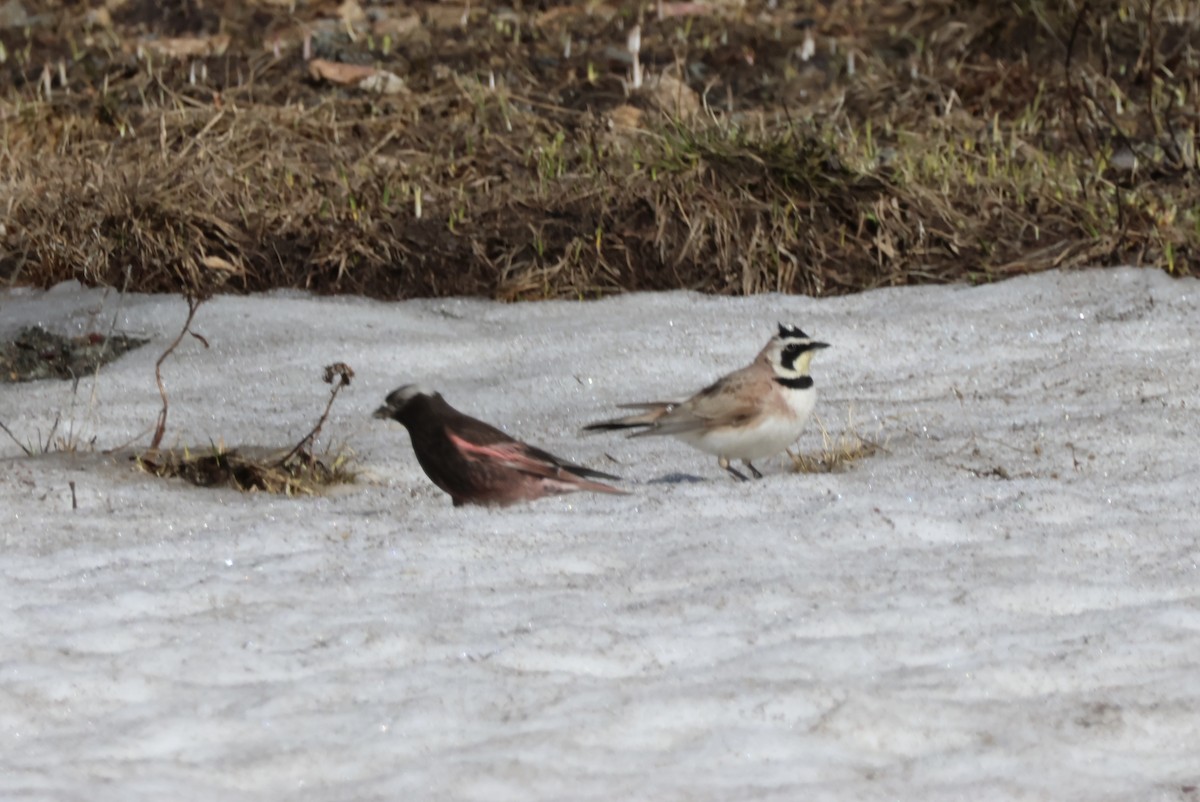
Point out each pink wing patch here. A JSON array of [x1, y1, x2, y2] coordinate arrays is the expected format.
[[447, 432, 561, 477], [446, 431, 626, 496]]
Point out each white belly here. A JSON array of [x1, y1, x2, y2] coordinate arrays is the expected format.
[[679, 389, 817, 461]]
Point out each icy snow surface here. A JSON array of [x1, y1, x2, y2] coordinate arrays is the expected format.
[[1, 268, 1198, 801]]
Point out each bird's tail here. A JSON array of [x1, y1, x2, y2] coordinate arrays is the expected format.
[[559, 474, 629, 496], [565, 463, 624, 482], [581, 403, 673, 433]]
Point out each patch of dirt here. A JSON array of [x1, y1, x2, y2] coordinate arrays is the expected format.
[[135, 445, 354, 495], [1, 326, 148, 382]]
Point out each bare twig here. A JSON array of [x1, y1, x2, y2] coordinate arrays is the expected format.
[[39, 414, 61, 454], [0, 411, 62, 456], [149, 296, 206, 452], [277, 362, 355, 467], [0, 420, 33, 457]]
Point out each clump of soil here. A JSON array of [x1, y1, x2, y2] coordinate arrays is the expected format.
[[1, 326, 148, 383], [136, 446, 355, 495]]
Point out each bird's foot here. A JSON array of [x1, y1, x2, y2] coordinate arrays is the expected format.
[[720, 457, 749, 481]]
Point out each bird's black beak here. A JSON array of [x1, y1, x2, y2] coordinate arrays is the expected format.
[[811, 341, 831, 350], [373, 404, 396, 420]]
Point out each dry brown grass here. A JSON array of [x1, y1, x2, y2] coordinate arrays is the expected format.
[[1, 0, 1196, 300], [135, 444, 355, 496], [788, 410, 884, 474]]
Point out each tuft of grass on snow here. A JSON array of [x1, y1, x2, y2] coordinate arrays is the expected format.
[[789, 410, 884, 474], [136, 444, 357, 496]]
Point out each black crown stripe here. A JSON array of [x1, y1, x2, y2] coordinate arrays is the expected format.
[[778, 323, 810, 339]]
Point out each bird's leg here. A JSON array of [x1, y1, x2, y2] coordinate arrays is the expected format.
[[719, 457, 749, 481], [745, 461, 763, 479]]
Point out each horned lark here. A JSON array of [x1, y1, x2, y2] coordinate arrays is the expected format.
[[374, 384, 627, 507], [584, 324, 830, 480]]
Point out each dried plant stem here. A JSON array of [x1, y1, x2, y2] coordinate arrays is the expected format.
[[0, 420, 34, 457], [277, 363, 355, 467], [149, 296, 206, 452]]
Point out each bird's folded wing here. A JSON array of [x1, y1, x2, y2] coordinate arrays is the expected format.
[[519, 442, 623, 481], [447, 432, 626, 494], [641, 375, 763, 435], [446, 432, 579, 479]]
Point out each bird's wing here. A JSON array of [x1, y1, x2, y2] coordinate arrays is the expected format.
[[642, 371, 764, 435], [439, 408, 523, 447], [445, 431, 606, 479], [446, 432, 626, 492], [446, 432, 552, 472], [520, 442, 624, 481]]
